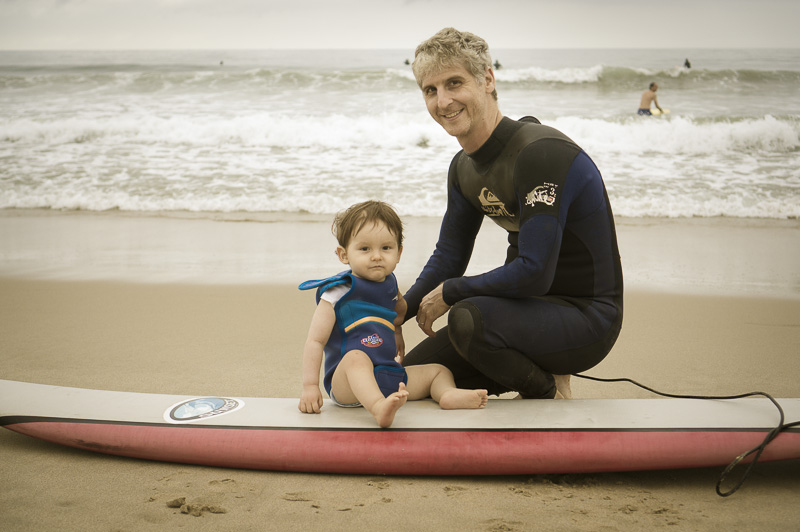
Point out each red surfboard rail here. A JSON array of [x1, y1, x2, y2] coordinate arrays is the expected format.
[[2, 380, 799, 475]]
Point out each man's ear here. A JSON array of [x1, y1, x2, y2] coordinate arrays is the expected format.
[[484, 66, 496, 94], [335, 245, 349, 265]]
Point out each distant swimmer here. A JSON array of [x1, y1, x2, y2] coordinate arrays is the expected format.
[[637, 82, 664, 116], [493, 59, 502, 70], [405, 59, 410, 65], [684, 58, 691, 69]]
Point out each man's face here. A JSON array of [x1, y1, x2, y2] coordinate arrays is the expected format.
[[419, 64, 496, 151]]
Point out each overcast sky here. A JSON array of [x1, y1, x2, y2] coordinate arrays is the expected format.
[[1, 0, 798, 50]]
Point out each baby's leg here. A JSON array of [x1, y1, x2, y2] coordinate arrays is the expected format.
[[331, 350, 408, 428], [405, 364, 488, 409]]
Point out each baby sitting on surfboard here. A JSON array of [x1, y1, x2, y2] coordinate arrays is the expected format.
[[298, 200, 488, 427]]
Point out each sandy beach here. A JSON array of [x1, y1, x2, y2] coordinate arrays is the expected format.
[[1, 210, 799, 531]]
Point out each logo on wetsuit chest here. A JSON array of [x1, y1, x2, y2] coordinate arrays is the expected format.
[[478, 187, 512, 217], [361, 334, 384, 348], [525, 183, 558, 207]]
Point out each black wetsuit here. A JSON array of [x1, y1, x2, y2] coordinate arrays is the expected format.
[[403, 116, 623, 398]]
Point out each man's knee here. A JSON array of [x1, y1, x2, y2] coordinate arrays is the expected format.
[[447, 300, 556, 399], [448, 301, 482, 357]]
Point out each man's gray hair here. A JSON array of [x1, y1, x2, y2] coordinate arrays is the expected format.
[[412, 27, 498, 101]]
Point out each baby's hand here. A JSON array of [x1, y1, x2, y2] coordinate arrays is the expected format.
[[299, 385, 323, 414]]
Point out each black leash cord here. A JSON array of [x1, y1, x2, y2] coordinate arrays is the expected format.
[[572, 373, 800, 497]]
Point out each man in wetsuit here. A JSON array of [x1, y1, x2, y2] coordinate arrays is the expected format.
[[401, 28, 623, 399]]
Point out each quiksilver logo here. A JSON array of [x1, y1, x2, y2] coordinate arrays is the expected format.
[[478, 187, 511, 217], [525, 183, 558, 207]]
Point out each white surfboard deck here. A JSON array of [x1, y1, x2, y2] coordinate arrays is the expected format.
[[2, 379, 798, 475]]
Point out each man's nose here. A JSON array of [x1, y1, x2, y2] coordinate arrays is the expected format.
[[437, 90, 453, 109]]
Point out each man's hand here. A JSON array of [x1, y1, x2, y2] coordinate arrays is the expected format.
[[416, 283, 450, 337]]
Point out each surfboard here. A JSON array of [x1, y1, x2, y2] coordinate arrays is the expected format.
[[651, 108, 670, 116], [1, 379, 798, 475]]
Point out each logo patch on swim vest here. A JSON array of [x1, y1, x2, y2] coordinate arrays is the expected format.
[[525, 183, 558, 207], [361, 334, 384, 348], [164, 397, 244, 424]]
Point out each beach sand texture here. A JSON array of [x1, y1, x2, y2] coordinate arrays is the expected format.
[[1, 211, 799, 531]]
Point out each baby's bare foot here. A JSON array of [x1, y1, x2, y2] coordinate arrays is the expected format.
[[371, 383, 409, 428], [438, 388, 488, 410]]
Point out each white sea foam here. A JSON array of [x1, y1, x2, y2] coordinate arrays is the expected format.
[[2, 112, 798, 218], [2, 49, 799, 219], [497, 64, 606, 84]]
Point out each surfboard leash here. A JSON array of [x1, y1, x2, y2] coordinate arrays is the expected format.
[[572, 373, 800, 497]]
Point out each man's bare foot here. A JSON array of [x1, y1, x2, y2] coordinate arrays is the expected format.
[[438, 388, 489, 410], [554, 374, 572, 399], [370, 384, 409, 428]]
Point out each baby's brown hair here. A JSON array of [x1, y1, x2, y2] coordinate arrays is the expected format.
[[333, 201, 404, 249]]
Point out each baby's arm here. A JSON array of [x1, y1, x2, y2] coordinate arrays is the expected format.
[[394, 291, 407, 363], [299, 300, 336, 414]]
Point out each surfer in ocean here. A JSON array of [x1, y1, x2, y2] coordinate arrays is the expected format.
[[638, 82, 664, 116], [298, 201, 488, 427], [402, 28, 623, 401]]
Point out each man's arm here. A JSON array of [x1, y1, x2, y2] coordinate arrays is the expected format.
[[403, 173, 483, 322], [653, 93, 663, 112], [442, 140, 584, 303]]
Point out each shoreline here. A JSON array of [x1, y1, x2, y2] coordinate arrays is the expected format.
[[1, 208, 798, 299]]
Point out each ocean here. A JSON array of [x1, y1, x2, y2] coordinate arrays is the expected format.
[[1, 48, 798, 219]]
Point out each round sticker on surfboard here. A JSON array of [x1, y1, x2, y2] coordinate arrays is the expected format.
[[164, 397, 244, 424]]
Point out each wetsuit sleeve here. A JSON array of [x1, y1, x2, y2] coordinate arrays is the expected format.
[[403, 157, 483, 321], [442, 141, 594, 302]]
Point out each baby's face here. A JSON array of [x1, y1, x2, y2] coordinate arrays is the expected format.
[[338, 221, 402, 282]]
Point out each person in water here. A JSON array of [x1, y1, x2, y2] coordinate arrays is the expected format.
[[638, 82, 664, 116], [401, 28, 623, 401], [298, 200, 488, 428]]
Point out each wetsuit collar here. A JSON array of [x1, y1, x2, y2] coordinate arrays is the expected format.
[[466, 116, 540, 165]]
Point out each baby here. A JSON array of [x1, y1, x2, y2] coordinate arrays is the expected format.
[[298, 200, 488, 427]]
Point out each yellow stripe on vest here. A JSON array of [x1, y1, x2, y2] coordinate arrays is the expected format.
[[344, 316, 395, 333]]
